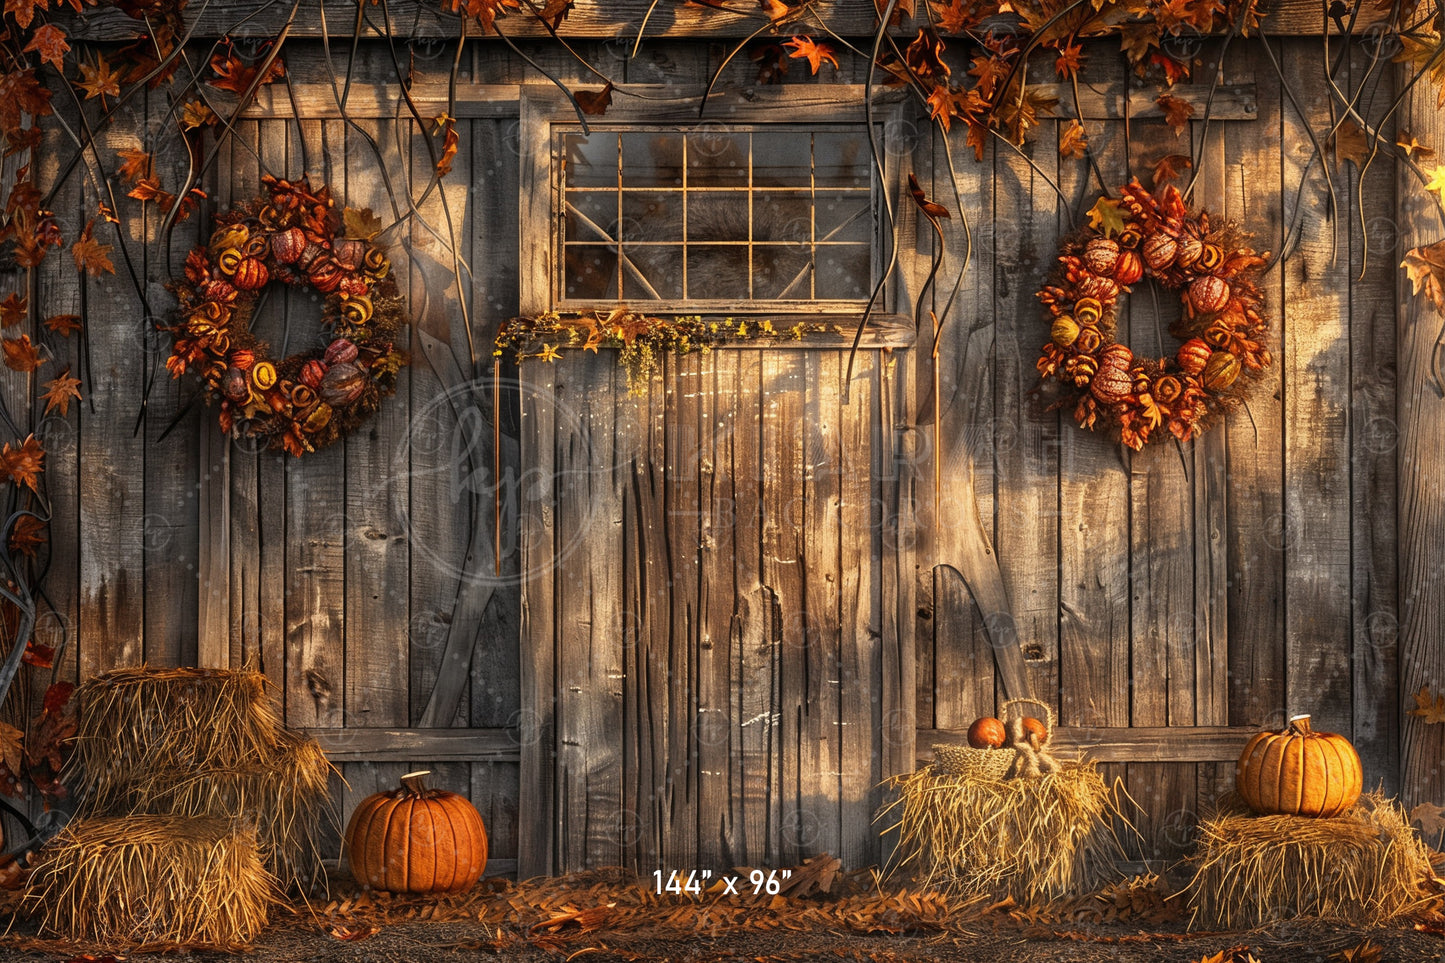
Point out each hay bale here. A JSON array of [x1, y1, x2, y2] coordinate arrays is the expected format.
[[73, 666, 283, 809], [879, 761, 1130, 902], [1186, 791, 1435, 929], [28, 815, 276, 947]]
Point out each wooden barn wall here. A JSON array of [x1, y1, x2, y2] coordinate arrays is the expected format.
[[27, 31, 1408, 875]]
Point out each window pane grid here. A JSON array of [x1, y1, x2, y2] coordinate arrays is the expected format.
[[560, 126, 875, 306]]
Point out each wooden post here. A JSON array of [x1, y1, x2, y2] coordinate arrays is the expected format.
[[1397, 65, 1445, 809]]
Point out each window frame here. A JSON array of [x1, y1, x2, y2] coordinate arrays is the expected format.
[[519, 84, 919, 345]]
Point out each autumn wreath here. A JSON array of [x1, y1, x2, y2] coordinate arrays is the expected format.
[[1036, 180, 1272, 449], [165, 174, 408, 457]]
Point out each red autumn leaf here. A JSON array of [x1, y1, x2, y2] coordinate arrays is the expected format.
[[0, 434, 45, 491], [1151, 152, 1193, 185], [128, 176, 176, 209], [0, 293, 26, 328], [325, 922, 381, 941], [0, 69, 53, 132], [72, 220, 115, 276], [21, 640, 53, 668], [7, 513, 46, 558], [44, 314, 82, 337], [208, 46, 285, 95], [574, 83, 613, 117], [42, 681, 72, 716], [907, 173, 951, 220], [1156, 93, 1194, 136], [1055, 41, 1085, 79], [23, 23, 69, 70], [116, 146, 152, 185], [784, 36, 839, 75], [77, 53, 122, 104], [2, 335, 43, 373], [41, 369, 81, 416]]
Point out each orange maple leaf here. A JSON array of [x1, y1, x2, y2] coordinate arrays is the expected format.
[[1156, 93, 1194, 136], [0, 435, 44, 492], [784, 36, 839, 75], [116, 147, 152, 185], [72, 220, 115, 276], [1059, 119, 1088, 159], [43, 314, 81, 337], [1151, 152, 1193, 185], [2, 335, 43, 372], [1403, 241, 1445, 316], [23, 23, 69, 70], [208, 45, 285, 95], [78, 53, 121, 104], [432, 113, 460, 177], [4, 0, 46, 30], [40, 369, 81, 416], [0, 293, 26, 329]]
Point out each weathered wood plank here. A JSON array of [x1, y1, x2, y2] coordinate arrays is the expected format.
[[342, 115, 411, 730], [78, 100, 148, 676], [924, 725, 1260, 763], [1345, 46, 1398, 793], [761, 352, 807, 863], [697, 351, 739, 864], [307, 726, 520, 761], [517, 362, 558, 876], [803, 351, 843, 862], [1281, 44, 1353, 735], [143, 85, 204, 670], [930, 118, 998, 732], [64, 1, 1387, 40], [1396, 48, 1445, 810], [993, 95, 1061, 719], [1224, 45, 1285, 730], [556, 353, 624, 869], [1057, 57, 1130, 732]]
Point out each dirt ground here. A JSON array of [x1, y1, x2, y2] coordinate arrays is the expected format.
[[0, 863, 1442, 963]]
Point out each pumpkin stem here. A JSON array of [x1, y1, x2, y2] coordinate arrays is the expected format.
[[1287, 714, 1313, 736], [400, 770, 432, 794]]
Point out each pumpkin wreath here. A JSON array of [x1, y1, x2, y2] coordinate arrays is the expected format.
[[1035, 180, 1273, 450], [165, 174, 408, 457]]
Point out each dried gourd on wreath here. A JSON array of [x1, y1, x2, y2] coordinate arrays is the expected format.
[[1235, 714, 1363, 818], [164, 174, 409, 457], [1035, 180, 1273, 449], [345, 770, 489, 893]]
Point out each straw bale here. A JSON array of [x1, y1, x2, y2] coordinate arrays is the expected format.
[[72, 666, 283, 809], [28, 815, 276, 947], [878, 761, 1130, 903], [1186, 791, 1435, 929]]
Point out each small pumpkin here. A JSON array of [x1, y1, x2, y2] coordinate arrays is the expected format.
[[1077, 273, 1120, 303], [1051, 315, 1081, 348], [345, 770, 489, 893], [967, 717, 1006, 749], [1189, 275, 1231, 314], [1202, 351, 1241, 390], [1090, 363, 1133, 403], [309, 258, 345, 293], [1174, 235, 1204, 269], [1235, 714, 1362, 818], [333, 238, 367, 271], [1112, 249, 1144, 285], [320, 362, 368, 406], [233, 257, 270, 291], [1176, 337, 1211, 376], [1083, 238, 1120, 276], [1142, 231, 1178, 271], [271, 226, 307, 264], [300, 359, 329, 390], [1020, 717, 1049, 746], [325, 338, 359, 365]]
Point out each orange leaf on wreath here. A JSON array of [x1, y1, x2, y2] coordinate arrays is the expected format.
[[23, 24, 70, 71]]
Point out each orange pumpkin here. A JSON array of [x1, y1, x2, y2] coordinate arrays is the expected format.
[[967, 717, 1006, 749], [346, 770, 488, 893], [1021, 717, 1049, 746], [1235, 715, 1362, 818]]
